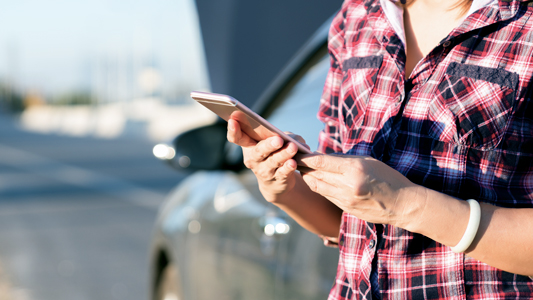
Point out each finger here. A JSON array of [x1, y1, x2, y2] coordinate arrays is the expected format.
[[293, 152, 312, 172], [248, 135, 285, 163], [301, 172, 341, 201], [268, 142, 298, 165], [301, 169, 344, 186], [262, 142, 298, 177], [303, 170, 372, 201], [295, 153, 346, 174], [227, 119, 256, 147], [274, 158, 297, 180]]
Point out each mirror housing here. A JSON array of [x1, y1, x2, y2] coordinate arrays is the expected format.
[[163, 122, 244, 172]]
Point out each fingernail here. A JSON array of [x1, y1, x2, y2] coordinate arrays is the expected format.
[[271, 138, 281, 148], [287, 143, 297, 154], [228, 122, 235, 131], [286, 159, 296, 169]]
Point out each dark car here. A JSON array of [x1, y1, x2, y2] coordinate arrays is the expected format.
[[150, 17, 339, 300]]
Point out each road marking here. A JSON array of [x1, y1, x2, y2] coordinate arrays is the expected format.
[[0, 144, 166, 209]]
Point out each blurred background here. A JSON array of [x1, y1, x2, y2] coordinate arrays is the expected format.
[[0, 0, 340, 299]]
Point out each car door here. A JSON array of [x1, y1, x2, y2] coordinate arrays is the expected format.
[[265, 47, 340, 299], [188, 44, 337, 300], [188, 169, 278, 300]]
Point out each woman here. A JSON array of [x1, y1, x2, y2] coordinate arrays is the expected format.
[[228, 0, 533, 299]]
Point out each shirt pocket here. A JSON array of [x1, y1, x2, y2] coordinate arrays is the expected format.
[[340, 55, 382, 138], [428, 62, 519, 150]]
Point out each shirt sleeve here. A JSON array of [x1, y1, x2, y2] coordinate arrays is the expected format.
[[317, 4, 346, 154]]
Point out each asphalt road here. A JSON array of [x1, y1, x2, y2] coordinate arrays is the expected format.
[[0, 113, 187, 300]]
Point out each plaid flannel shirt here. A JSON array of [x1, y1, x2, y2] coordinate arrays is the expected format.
[[318, 0, 533, 299]]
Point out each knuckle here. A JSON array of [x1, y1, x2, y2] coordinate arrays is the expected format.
[[346, 198, 359, 210], [242, 153, 257, 169], [351, 159, 366, 174], [274, 153, 289, 165], [278, 165, 291, 177], [274, 168, 288, 180], [270, 158, 284, 169], [312, 155, 326, 169], [243, 158, 253, 169], [253, 144, 269, 161], [354, 183, 369, 197], [256, 168, 272, 181], [350, 179, 370, 199]]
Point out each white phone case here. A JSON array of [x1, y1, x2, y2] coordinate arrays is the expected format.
[[190, 91, 312, 154]]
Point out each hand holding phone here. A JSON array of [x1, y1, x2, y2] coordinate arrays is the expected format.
[[190, 91, 312, 154]]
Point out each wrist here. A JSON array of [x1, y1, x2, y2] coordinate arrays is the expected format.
[[450, 199, 481, 253], [392, 184, 429, 231], [398, 187, 472, 248]]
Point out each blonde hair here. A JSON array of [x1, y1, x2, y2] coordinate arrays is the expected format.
[[452, 0, 474, 15]]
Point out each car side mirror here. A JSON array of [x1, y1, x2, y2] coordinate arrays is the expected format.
[[162, 122, 244, 171]]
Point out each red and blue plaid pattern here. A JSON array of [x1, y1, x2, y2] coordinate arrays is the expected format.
[[318, 0, 533, 299]]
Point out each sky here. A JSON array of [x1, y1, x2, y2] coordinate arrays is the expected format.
[[0, 0, 210, 98]]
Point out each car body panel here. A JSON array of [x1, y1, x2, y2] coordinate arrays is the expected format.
[[150, 15, 339, 300]]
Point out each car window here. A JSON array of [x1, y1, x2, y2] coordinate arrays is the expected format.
[[266, 51, 330, 152]]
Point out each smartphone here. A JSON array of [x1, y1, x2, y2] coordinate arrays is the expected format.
[[190, 91, 312, 154]]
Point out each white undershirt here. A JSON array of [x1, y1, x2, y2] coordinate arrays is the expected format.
[[380, 0, 498, 47]]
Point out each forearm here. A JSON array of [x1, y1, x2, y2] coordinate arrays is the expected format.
[[403, 186, 533, 276], [263, 172, 343, 239], [296, 152, 533, 275]]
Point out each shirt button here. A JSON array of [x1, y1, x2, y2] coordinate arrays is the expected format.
[[369, 239, 376, 249], [442, 40, 452, 48]]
